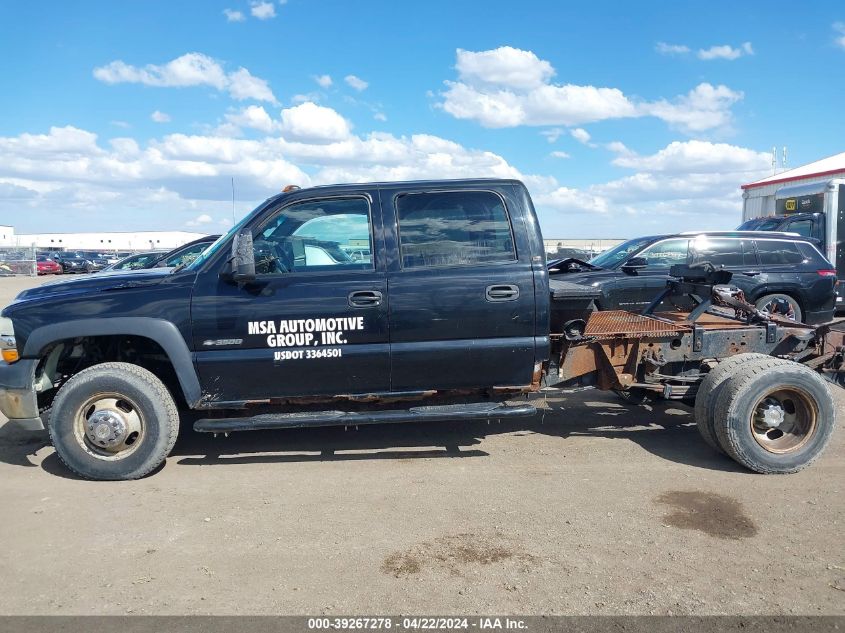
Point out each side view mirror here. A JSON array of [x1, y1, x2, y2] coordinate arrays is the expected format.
[[231, 229, 256, 283], [621, 256, 648, 273]]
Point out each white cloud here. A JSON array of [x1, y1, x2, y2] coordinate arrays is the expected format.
[[93, 52, 277, 103], [570, 128, 591, 145], [439, 47, 742, 133], [655, 42, 691, 55], [224, 105, 277, 133], [223, 8, 245, 22], [549, 150, 570, 159], [344, 75, 368, 91], [455, 46, 555, 89], [0, 116, 771, 239], [697, 42, 754, 60], [186, 213, 213, 226], [250, 1, 276, 19], [610, 140, 771, 174], [151, 110, 171, 123], [642, 83, 743, 132], [279, 102, 352, 143], [227, 67, 277, 103], [540, 128, 563, 143], [373, 112, 387, 122], [314, 74, 333, 88], [834, 23, 845, 50]]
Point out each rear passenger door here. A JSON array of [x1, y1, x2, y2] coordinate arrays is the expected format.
[[380, 186, 537, 391], [688, 237, 759, 297]]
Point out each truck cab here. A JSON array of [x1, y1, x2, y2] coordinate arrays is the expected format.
[[0, 179, 554, 479]]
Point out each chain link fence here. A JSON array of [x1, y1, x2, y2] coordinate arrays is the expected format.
[[0, 246, 37, 276]]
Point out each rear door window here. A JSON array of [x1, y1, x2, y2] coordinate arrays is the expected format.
[[755, 240, 805, 265], [396, 191, 515, 269], [689, 237, 756, 267]]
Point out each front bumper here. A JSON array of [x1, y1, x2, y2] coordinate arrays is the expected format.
[[0, 359, 44, 430]]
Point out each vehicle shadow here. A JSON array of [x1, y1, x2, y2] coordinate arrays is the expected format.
[[0, 391, 746, 478], [169, 391, 745, 474]]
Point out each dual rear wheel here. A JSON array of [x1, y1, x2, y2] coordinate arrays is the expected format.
[[694, 354, 836, 473]]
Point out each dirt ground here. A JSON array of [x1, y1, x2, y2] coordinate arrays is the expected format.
[[0, 275, 843, 615]]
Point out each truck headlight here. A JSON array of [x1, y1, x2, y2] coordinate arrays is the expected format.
[[1, 334, 18, 363]]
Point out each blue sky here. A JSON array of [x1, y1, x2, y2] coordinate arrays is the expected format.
[[1, 0, 844, 238]]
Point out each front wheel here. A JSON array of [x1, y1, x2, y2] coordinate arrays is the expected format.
[[48, 362, 180, 480], [712, 359, 835, 474]]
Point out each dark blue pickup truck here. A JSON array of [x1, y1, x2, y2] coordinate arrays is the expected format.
[[1, 179, 843, 480]]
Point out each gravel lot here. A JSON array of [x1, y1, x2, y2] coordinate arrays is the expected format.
[[0, 275, 843, 615]]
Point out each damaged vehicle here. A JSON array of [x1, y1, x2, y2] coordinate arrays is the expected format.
[[0, 179, 843, 480]]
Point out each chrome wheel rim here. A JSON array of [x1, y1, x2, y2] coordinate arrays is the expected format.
[[750, 388, 817, 453], [760, 298, 797, 321], [73, 393, 145, 461]]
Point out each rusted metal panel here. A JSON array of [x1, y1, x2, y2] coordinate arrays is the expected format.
[[584, 310, 686, 338]]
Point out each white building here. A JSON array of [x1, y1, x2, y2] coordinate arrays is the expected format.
[[742, 151, 845, 220], [9, 230, 208, 251], [0, 225, 14, 247], [544, 238, 624, 257]]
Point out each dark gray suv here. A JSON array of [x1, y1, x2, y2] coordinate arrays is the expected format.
[[549, 231, 837, 324]]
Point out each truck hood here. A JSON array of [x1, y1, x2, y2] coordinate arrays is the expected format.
[[12, 268, 175, 302]]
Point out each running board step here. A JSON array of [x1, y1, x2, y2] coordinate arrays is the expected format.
[[193, 402, 536, 433]]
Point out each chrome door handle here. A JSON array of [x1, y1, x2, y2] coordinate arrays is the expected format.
[[486, 284, 520, 302], [348, 290, 383, 307]]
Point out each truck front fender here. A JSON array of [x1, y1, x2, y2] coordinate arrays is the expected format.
[[22, 317, 202, 408]]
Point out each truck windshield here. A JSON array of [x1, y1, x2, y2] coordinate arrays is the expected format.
[[737, 217, 784, 231], [589, 236, 658, 269], [185, 211, 255, 271]]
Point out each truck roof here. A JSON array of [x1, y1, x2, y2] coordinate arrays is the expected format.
[[268, 178, 526, 203]]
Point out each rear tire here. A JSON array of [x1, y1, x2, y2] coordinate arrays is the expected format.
[[755, 293, 802, 323], [694, 353, 786, 454], [48, 362, 180, 480], [712, 359, 835, 474]]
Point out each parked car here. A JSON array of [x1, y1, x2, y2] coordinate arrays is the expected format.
[[549, 231, 837, 324], [50, 252, 96, 274], [36, 255, 62, 275], [101, 251, 164, 272], [77, 251, 110, 272], [148, 235, 219, 269]]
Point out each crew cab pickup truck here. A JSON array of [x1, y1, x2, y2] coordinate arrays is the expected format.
[[0, 179, 842, 480]]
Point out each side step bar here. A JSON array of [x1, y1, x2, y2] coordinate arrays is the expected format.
[[193, 402, 537, 433]]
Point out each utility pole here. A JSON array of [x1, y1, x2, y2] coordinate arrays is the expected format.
[[231, 177, 236, 224]]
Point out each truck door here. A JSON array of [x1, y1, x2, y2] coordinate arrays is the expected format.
[[379, 186, 537, 391], [190, 191, 390, 403]]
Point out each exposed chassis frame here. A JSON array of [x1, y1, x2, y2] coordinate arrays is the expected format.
[[551, 264, 845, 400]]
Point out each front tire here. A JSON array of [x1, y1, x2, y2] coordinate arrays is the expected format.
[[712, 359, 835, 474], [48, 362, 179, 480]]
